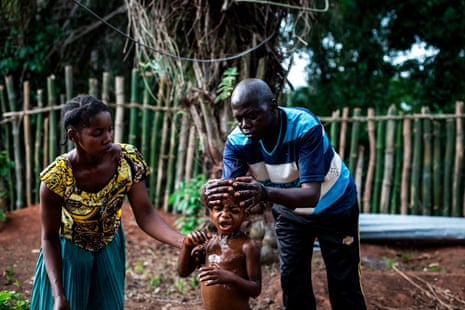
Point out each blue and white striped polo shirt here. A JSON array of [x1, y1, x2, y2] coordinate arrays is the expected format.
[[222, 106, 356, 214]]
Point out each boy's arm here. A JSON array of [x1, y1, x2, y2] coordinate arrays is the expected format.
[[241, 238, 262, 297], [177, 231, 208, 277]]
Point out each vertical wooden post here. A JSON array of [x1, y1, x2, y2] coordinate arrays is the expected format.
[[140, 78, 151, 158], [185, 125, 197, 183], [47, 75, 57, 162], [330, 109, 340, 149], [421, 107, 432, 215], [5, 76, 24, 209], [380, 105, 396, 214], [363, 108, 376, 213], [149, 76, 165, 204], [390, 114, 403, 214], [442, 119, 454, 216], [400, 118, 411, 215], [410, 115, 422, 214], [34, 90, 44, 203], [432, 121, 441, 215], [129, 68, 139, 146], [114, 76, 125, 144], [355, 146, 365, 208], [23, 82, 32, 206], [88, 78, 98, 98], [338, 107, 349, 160], [101, 72, 111, 104], [372, 117, 385, 213], [452, 101, 463, 216], [65, 65, 73, 101], [348, 108, 361, 174]]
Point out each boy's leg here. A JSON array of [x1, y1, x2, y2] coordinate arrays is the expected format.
[[316, 202, 367, 310], [272, 204, 316, 310]]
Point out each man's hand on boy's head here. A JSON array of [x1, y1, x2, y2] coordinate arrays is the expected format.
[[201, 178, 234, 208], [232, 176, 266, 210]]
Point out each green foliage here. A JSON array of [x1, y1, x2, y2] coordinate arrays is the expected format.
[[1, 1, 131, 97], [0, 22, 60, 78], [294, 0, 465, 114], [139, 60, 166, 78], [4, 266, 14, 283], [174, 278, 186, 294], [0, 290, 30, 310], [189, 275, 199, 289], [169, 174, 207, 234], [0, 151, 14, 219], [135, 262, 144, 274], [0, 209, 5, 222], [382, 256, 396, 269], [215, 67, 238, 103], [0, 151, 14, 180]]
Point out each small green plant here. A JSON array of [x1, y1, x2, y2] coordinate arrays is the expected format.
[[174, 278, 186, 294], [135, 262, 144, 274], [4, 266, 15, 284], [147, 274, 164, 293], [382, 256, 396, 269], [189, 276, 199, 289], [0, 290, 30, 310], [427, 262, 446, 273], [0, 150, 14, 220], [151, 273, 163, 287], [169, 174, 207, 234], [215, 67, 238, 103], [0, 209, 6, 223], [399, 253, 413, 263]]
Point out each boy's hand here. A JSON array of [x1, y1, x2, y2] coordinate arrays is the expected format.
[[183, 230, 211, 247]]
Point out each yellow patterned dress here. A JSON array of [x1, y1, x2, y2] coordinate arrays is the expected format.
[[40, 143, 150, 251], [31, 143, 150, 310]]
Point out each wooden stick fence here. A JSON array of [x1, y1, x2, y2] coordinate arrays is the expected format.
[[320, 101, 465, 217], [1, 68, 465, 219], [0, 67, 202, 213]]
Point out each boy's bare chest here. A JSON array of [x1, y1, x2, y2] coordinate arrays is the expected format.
[[205, 237, 247, 271]]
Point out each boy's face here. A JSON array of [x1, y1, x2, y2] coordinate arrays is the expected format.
[[209, 194, 245, 235]]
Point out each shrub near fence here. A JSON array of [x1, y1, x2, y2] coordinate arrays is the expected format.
[[1, 68, 465, 217]]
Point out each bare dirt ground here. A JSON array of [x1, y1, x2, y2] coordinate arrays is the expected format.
[[1, 204, 465, 309]]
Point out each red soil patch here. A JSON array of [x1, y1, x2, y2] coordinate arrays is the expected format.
[[1, 204, 465, 309]]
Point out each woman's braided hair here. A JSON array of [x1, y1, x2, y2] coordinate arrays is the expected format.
[[62, 95, 110, 143]]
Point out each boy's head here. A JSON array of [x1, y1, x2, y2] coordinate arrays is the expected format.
[[207, 191, 248, 235]]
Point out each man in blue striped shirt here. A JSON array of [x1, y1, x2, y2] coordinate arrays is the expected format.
[[203, 78, 367, 310]]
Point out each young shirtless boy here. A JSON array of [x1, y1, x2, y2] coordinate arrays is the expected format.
[[178, 188, 261, 310]]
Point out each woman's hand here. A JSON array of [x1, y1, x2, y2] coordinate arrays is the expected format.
[[53, 295, 70, 310]]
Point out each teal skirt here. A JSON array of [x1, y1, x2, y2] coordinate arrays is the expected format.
[[30, 225, 126, 310]]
